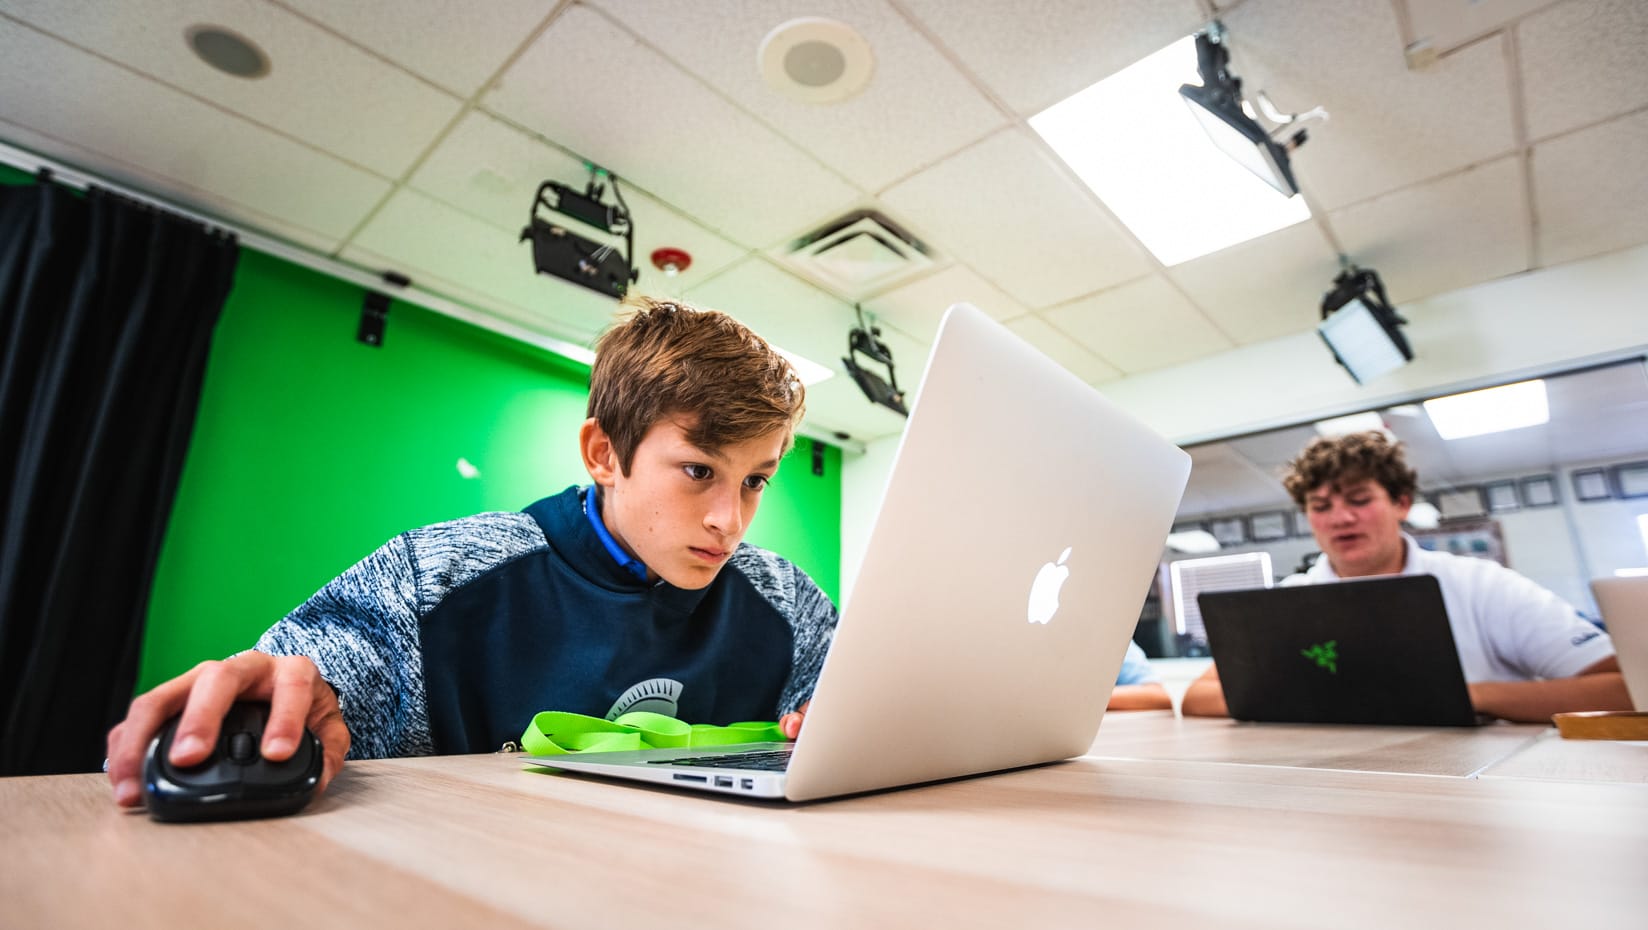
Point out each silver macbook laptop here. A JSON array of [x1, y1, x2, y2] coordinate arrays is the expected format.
[[1591, 576, 1648, 710], [527, 302, 1191, 801]]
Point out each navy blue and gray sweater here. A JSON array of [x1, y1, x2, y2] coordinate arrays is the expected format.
[[256, 486, 838, 759]]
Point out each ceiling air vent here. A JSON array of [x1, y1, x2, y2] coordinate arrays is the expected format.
[[775, 209, 937, 299]]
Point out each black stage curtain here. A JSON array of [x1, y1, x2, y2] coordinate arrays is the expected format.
[[0, 178, 239, 775]]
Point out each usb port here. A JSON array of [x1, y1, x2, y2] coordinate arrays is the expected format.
[[714, 776, 733, 788]]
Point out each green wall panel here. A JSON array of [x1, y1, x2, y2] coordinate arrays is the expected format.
[[134, 247, 841, 692]]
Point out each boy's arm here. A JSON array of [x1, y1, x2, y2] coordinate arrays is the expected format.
[[1180, 664, 1230, 717], [1469, 656, 1632, 723], [106, 532, 426, 807], [771, 558, 839, 738], [1107, 683, 1173, 711], [256, 532, 432, 760]]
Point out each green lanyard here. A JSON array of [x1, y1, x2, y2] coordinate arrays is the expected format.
[[520, 710, 786, 756]]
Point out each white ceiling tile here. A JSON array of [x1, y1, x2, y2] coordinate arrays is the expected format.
[[880, 128, 1153, 308], [1331, 155, 1529, 305], [483, 4, 862, 249], [0, 117, 345, 256], [1041, 275, 1235, 374], [273, 0, 560, 97], [588, 0, 1007, 192], [861, 263, 1029, 343], [1168, 221, 1341, 345], [1004, 316, 1123, 385], [0, 19, 389, 242], [897, 0, 1206, 116], [682, 256, 859, 368], [408, 110, 749, 293], [1, 0, 463, 178], [1518, 0, 1648, 141], [1224, 0, 1517, 211], [1533, 107, 1648, 267], [350, 187, 623, 341], [682, 256, 914, 441]]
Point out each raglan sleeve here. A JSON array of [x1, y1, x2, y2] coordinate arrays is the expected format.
[[1115, 641, 1160, 685], [777, 562, 839, 717], [255, 532, 432, 760], [1481, 563, 1615, 680]]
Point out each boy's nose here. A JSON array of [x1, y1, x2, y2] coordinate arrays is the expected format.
[[704, 488, 744, 537]]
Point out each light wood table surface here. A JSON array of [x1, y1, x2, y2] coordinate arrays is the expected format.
[[4, 719, 1646, 930], [1478, 727, 1648, 783], [1089, 710, 1550, 777]]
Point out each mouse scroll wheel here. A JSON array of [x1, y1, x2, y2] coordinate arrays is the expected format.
[[229, 732, 258, 764]]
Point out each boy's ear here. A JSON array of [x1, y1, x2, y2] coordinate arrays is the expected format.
[[580, 418, 620, 486]]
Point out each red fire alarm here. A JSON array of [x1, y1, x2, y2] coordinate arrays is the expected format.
[[650, 247, 693, 276]]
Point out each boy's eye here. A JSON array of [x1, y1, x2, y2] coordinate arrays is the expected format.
[[743, 475, 770, 491], [684, 464, 713, 480]]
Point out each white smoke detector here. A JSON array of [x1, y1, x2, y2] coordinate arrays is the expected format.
[[759, 17, 874, 104]]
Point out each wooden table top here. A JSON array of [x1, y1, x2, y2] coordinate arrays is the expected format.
[[4, 714, 1646, 930], [1088, 710, 1550, 776]]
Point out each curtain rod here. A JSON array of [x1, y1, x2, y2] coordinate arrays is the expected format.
[[0, 140, 597, 367]]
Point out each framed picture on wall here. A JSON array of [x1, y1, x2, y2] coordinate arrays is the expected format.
[[1483, 480, 1520, 514], [1249, 510, 1292, 542], [1437, 486, 1486, 520], [1573, 468, 1612, 502], [1613, 461, 1648, 499], [1412, 518, 1507, 566], [1519, 474, 1559, 508], [1208, 516, 1247, 547]]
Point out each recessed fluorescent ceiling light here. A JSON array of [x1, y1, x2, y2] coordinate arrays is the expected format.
[[1422, 379, 1549, 440], [1313, 411, 1387, 437], [1029, 35, 1310, 266]]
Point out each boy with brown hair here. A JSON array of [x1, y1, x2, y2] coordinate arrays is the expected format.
[[1182, 430, 1628, 722], [105, 296, 837, 807]]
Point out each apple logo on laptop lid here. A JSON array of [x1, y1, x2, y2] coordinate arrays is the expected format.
[[1028, 546, 1072, 624]]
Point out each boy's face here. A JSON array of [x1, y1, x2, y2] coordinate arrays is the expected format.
[[585, 415, 787, 590], [1303, 477, 1412, 578]]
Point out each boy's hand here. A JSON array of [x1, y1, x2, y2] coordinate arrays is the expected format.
[[104, 651, 350, 808], [778, 700, 811, 739]]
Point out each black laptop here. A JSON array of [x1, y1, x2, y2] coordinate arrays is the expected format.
[[1198, 575, 1479, 726]]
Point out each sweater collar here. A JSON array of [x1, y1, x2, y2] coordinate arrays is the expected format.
[[523, 487, 712, 613]]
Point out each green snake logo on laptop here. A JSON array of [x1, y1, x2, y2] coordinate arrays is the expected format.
[[1301, 640, 1338, 674]]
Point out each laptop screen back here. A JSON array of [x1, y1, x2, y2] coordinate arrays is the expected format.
[[1199, 575, 1477, 726], [1591, 576, 1648, 711]]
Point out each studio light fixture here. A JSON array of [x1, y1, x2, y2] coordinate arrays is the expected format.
[[1317, 264, 1413, 385], [1030, 30, 1313, 266], [520, 165, 637, 299], [842, 305, 907, 417], [1178, 22, 1320, 197]]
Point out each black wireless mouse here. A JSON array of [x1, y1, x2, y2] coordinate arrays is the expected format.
[[142, 701, 323, 822]]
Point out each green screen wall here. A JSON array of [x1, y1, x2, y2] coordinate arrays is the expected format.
[[128, 246, 841, 692]]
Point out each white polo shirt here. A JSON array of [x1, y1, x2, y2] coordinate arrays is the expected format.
[[1282, 534, 1615, 683]]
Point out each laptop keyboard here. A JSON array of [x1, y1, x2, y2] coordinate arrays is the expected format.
[[647, 749, 793, 771]]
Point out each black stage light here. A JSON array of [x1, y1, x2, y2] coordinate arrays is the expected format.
[[520, 168, 638, 299], [842, 306, 908, 417], [1317, 265, 1413, 384], [1179, 25, 1308, 197]]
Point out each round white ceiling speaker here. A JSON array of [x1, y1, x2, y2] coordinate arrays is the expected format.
[[758, 17, 874, 104]]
